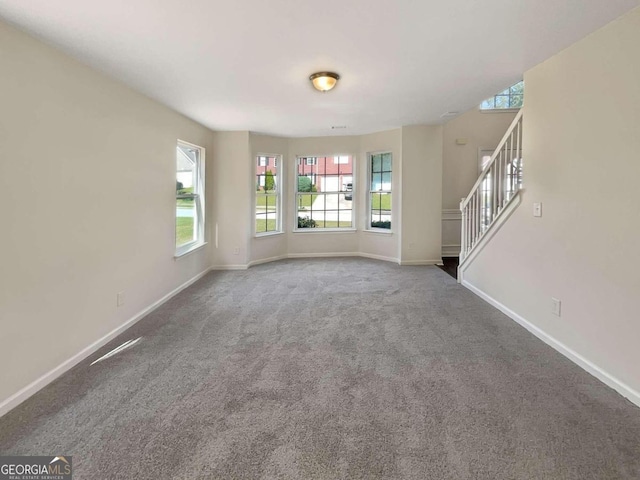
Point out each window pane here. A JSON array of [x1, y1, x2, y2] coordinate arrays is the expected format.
[[177, 146, 197, 194], [371, 193, 391, 229], [296, 155, 353, 230], [256, 155, 280, 234], [382, 172, 392, 189], [510, 81, 524, 94], [176, 142, 204, 253], [480, 81, 524, 110], [372, 154, 382, 173], [510, 94, 523, 108], [256, 216, 276, 233], [480, 98, 495, 109], [176, 199, 196, 247], [372, 171, 390, 191], [324, 193, 340, 208], [494, 95, 510, 108], [369, 152, 392, 230], [371, 192, 392, 212], [382, 153, 392, 171]]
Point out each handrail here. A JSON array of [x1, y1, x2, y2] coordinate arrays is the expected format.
[[460, 109, 523, 261], [461, 108, 523, 210]]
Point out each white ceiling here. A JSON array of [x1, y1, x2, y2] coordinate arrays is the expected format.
[[1, 0, 638, 137]]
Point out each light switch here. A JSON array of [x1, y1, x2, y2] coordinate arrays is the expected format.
[[533, 202, 542, 217]]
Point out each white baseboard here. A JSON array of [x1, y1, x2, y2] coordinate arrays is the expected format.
[[399, 259, 442, 266], [286, 252, 400, 264], [210, 264, 249, 270], [357, 252, 399, 264], [247, 255, 288, 268], [0, 268, 213, 418], [220, 253, 409, 269], [462, 279, 640, 409], [287, 252, 359, 259]]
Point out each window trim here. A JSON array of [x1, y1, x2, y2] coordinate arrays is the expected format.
[[175, 140, 205, 257], [294, 154, 355, 232], [367, 151, 392, 233], [254, 153, 283, 237]]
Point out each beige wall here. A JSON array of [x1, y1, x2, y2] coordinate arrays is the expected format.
[[441, 108, 517, 255], [463, 8, 640, 396], [210, 131, 251, 268], [401, 125, 443, 264], [442, 109, 517, 209], [0, 21, 214, 406]]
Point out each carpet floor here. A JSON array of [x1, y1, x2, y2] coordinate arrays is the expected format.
[[1, 258, 639, 479]]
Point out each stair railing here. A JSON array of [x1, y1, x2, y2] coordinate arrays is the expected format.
[[460, 109, 523, 262]]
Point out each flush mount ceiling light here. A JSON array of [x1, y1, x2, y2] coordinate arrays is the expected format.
[[309, 72, 340, 92]]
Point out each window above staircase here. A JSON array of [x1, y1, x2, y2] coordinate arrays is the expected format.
[[480, 81, 524, 111]]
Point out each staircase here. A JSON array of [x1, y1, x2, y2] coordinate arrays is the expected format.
[[459, 110, 523, 268]]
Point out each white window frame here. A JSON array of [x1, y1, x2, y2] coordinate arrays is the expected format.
[[294, 154, 356, 232], [255, 153, 283, 237], [367, 151, 392, 232], [175, 140, 205, 257]]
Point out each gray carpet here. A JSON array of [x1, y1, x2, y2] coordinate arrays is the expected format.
[[1, 258, 639, 479]]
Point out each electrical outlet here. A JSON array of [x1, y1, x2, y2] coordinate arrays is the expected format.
[[551, 297, 561, 317], [117, 292, 125, 307]]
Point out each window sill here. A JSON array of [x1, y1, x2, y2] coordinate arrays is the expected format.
[[174, 241, 207, 259], [293, 228, 357, 234], [364, 229, 393, 235], [255, 231, 285, 238], [479, 107, 521, 114]]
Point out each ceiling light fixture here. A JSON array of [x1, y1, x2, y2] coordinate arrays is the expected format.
[[309, 72, 340, 92]]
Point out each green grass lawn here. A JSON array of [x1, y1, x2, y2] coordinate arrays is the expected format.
[[177, 198, 194, 207], [317, 220, 352, 228], [297, 193, 317, 208], [371, 193, 391, 211], [256, 192, 277, 207], [256, 219, 277, 233], [256, 192, 278, 233], [176, 216, 194, 245]]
